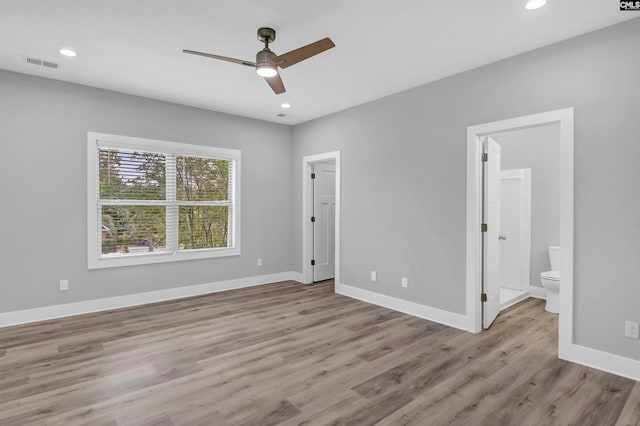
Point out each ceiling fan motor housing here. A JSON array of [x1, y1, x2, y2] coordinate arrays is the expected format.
[[256, 49, 276, 67]]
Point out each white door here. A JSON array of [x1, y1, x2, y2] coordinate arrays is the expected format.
[[483, 137, 502, 329], [313, 162, 336, 282]]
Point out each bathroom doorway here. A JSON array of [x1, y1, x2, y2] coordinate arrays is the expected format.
[[465, 109, 574, 358], [479, 124, 562, 329], [486, 124, 560, 318]]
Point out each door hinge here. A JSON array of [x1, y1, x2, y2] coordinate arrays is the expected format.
[[311, 216, 316, 222], [311, 173, 316, 179], [481, 293, 488, 302], [482, 153, 488, 162], [311, 259, 316, 266], [481, 223, 488, 232]]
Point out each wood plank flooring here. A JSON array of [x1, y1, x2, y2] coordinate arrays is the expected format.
[[0, 280, 638, 426]]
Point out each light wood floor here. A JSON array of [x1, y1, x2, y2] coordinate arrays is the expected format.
[[0, 280, 638, 426]]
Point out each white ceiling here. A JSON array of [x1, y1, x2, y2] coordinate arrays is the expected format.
[[0, 1, 634, 125]]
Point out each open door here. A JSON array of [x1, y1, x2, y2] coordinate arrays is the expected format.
[[483, 137, 502, 329], [313, 162, 336, 282]]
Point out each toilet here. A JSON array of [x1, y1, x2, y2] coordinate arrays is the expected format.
[[540, 246, 560, 313]]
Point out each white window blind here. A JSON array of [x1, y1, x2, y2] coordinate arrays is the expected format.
[[88, 133, 240, 269]]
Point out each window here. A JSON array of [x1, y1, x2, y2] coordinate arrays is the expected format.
[[88, 132, 240, 269]]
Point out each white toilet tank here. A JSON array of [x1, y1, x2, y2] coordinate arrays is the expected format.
[[548, 246, 560, 271]]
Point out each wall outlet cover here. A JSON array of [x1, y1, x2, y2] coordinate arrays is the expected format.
[[371, 271, 377, 282], [257, 258, 263, 266], [625, 321, 639, 339], [59, 279, 69, 291], [401, 277, 408, 288]]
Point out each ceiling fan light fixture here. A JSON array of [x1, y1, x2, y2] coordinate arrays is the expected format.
[[525, 0, 546, 10], [256, 65, 278, 77]]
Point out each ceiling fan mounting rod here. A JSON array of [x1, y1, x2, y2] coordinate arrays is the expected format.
[[257, 27, 276, 47]]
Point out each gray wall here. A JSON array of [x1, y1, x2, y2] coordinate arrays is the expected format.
[[493, 124, 561, 287], [2, 19, 639, 363], [0, 70, 294, 312], [292, 19, 640, 360]]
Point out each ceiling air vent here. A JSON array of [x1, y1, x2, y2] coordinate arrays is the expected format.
[[24, 56, 59, 69], [42, 61, 58, 69]]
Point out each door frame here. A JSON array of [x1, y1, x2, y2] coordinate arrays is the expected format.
[[466, 108, 574, 360], [302, 151, 341, 285]]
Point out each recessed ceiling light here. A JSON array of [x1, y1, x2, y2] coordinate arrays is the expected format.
[[59, 48, 77, 57], [525, 0, 546, 10], [281, 103, 291, 109]]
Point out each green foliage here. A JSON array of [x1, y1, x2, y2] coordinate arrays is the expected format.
[[99, 149, 166, 200], [99, 149, 231, 255], [177, 156, 231, 250], [176, 156, 229, 201], [102, 206, 166, 254], [178, 206, 229, 250]]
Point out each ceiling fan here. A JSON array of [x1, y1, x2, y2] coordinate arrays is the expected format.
[[183, 27, 335, 95]]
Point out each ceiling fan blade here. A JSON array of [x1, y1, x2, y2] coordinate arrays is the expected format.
[[274, 38, 335, 69], [183, 49, 256, 67], [264, 73, 286, 94]]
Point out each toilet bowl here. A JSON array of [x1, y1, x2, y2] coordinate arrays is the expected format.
[[540, 270, 560, 313], [540, 246, 560, 314]]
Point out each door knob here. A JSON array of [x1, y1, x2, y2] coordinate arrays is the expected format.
[[499, 234, 507, 241]]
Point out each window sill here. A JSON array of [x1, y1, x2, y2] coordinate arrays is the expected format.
[[88, 247, 241, 270]]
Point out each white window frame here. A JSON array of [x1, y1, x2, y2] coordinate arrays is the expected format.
[[87, 132, 241, 269]]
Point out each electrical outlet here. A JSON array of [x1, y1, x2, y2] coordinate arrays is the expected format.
[[257, 258, 263, 267], [625, 321, 639, 339], [59, 279, 69, 291], [401, 277, 408, 288], [371, 271, 377, 282]]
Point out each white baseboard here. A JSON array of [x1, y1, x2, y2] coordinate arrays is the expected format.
[[563, 344, 640, 382], [335, 282, 467, 331], [0, 271, 301, 329], [289, 271, 305, 283], [500, 291, 530, 311], [528, 285, 547, 299]]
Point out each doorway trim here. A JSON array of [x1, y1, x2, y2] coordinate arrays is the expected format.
[[302, 151, 341, 285], [465, 108, 574, 360]]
